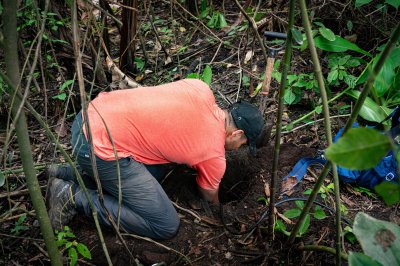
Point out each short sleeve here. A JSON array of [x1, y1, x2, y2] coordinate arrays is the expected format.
[[193, 157, 226, 190]]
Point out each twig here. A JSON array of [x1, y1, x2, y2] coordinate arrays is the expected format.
[[0, 185, 46, 199], [282, 114, 350, 134], [0, 233, 44, 242], [149, 6, 170, 59], [121, 233, 193, 265], [172, 202, 201, 221]]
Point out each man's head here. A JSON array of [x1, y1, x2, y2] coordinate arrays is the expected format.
[[224, 101, 265, 155]]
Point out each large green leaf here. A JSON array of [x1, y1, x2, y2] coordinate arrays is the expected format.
[[283, 208, 301, 219], [375, 182, 400, 206], [374, 47, 400, 97], [319, 27, 336, 41], [325, 127, 391, 170], [386, 0, 400, 9], [347, 90, 392, 122], [355, 0, 373, 7], [314, 36, 371, 57], [298, 214, 310, 236], [353, 212, 400, 266], [349, 252, 382, 266]]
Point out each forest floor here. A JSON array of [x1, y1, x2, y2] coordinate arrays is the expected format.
[[1, 0, 399, 265]]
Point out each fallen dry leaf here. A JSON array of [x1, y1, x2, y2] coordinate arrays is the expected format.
[[264, 183, 270, 197], [281, 176, 298, 196]]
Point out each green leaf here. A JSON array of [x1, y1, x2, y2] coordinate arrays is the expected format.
[[283, 208, 302, 219], [60, 79, 74, 91], [314, 209, 327, 220], [298, 214, 311, 236], [375, 182, 400, 206], [327, 69, 339, 83], [314, 36, 371, 57], [349, 252, 382, 266], [69, 247, 78, 266], [355, 0, 373, 7], [52, 92, 67, 101], [217, 13, 228, 28], [275, 219, 290, 236], [353, 212, 400, 266], [284, 89, 296, 105], [77, 243, 92, 259], [325, 127, 391, 170], [295, 200, 305, 209], [202, 65, 212, 85], [291, 28, 303, 45], [386, 0, 400, 9], [374, 47, 400, 97], [319, 27, 336, 41], [0, 171, 4, 187], [347, 20, 353, 31], [346, 90, 390, 123]]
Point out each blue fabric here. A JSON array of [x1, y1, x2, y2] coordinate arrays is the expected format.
[[71, 112, 179, 239], [283, 110, 400, 191]]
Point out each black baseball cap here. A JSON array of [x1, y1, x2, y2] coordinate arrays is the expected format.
[[229, 101, 265, 156]]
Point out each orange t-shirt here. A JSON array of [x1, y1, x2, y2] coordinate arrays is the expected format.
[[84, 79, 226, 190]]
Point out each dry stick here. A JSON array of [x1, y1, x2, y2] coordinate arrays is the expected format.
[[295, 2, 341, 264], [286, 20, 400, 250], [232, 0, 270, 112], [71, 2, 114, 265], [232, 0, 268, 64], [121, 233, 193, 265], [149, 6, 170, 59], [0, 185, 46, 199], [266, 0, 296, 239]]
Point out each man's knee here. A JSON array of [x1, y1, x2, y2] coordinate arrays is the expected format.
[[154, 215, 180, 240]]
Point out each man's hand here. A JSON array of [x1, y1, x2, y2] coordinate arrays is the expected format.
[[198, 186, 219, 204]]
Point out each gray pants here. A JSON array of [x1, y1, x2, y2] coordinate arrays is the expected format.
[[71, 112, 179, 239]]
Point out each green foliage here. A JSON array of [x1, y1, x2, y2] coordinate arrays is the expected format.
[[186, 65, 212, 85], [11, 214, 29, 235], [375, 182, 400, 205], [56, 226, 92, 266], [347, 90, 393, 123], [327, 53, 361, 89], [275, 201, 326, 237], [134, 58, 145, 72], [314, 35, 371, 57], [343, 225, 357, 245], [355, 0, 400, 9], [325, 127, 391, 170], [348, 45, 400, 123], [304, 183, 334, 200], [351, 212, 400, 266], [349, 252, 382, 266], [200, 4, 228, 30], [53, 80, 74, 101]]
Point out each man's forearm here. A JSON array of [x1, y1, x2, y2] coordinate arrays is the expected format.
[[198, 186, 219, 204]]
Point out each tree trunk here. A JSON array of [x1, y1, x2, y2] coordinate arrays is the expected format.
[[3, 1, 63, 265], [119, 0, 138, 73]]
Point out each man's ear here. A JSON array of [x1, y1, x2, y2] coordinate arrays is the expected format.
[[232, 129, 245, 138]]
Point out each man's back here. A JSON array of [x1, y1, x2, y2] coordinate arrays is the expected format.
[[85, 79, 226, 169]]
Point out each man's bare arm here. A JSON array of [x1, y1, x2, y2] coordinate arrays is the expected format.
[[198, 186, 219, 204]]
